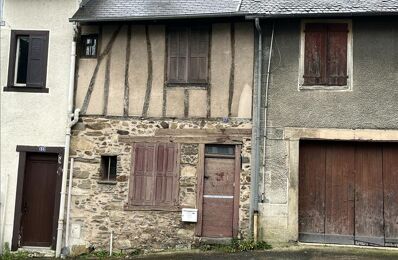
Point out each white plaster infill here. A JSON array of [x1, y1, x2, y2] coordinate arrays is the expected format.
[[284, 127, 398, 242]]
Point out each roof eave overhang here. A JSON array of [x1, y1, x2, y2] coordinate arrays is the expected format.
[[245, 11, 398, 19], [69, 12, 249, 23]]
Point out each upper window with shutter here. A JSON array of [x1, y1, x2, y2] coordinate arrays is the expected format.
[[5, 30, 49, 93], [127, 143, 179, 211], [299, 21, 352, 90], [166, 25, 210, 85]]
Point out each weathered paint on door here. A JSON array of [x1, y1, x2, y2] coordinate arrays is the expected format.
[[198, 144, 240, 238], [383, 144, 398, 246], [299, 141, 398, 247], [354, 143, 384, 246], [324, 143, 355, 244], [21, 153, 58, 247], [202, 157, 235, 237]]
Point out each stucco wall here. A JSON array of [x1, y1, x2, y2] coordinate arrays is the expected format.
[[76, 22, 254, 119], [0, 0, 77, 248], [258, 17, 398, 242]]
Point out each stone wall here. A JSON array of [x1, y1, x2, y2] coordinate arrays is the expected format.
[[69, 117, 251, 252]]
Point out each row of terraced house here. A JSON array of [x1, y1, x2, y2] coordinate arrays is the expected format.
[[1, 0, 398, 257]]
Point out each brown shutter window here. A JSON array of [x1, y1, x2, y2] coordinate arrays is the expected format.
[[6, 30, 49, 92], [188, 26, 209, 83], [167, 25, 209, 85], [303, 23, 348, 87], [128, 143, 179, 210], [327, 23, 348, 86], [167, 27, 189, 83], [303, 23, 327, 86]]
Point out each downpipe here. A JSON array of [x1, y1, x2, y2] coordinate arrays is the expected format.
[[65, 158, 75, 249], [249, 18, 263, 240], [56, 109, 80, 258], [55, 39, 79, 258]]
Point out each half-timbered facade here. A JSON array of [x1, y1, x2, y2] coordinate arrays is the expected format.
[[67, 0, 254, 252]]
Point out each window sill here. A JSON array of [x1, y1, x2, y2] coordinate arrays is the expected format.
[[3, 86, 49, 93], [124, 204, 180, 212], [97, 180, 117, 185], [80, 56, 98, 59], [299, 85, 351, 91], [166, 82, 209, 88]]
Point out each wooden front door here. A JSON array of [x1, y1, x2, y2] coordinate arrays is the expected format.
[[20, 153, 59, 247], [200, 145, 239, 238], [299, 141, 398, 247]]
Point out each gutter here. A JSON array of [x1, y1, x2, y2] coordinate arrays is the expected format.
[[55, 34, 80, 258], [249, 17, 262, 239]]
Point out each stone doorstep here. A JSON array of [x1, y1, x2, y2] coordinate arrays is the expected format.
[[18, 246, 55, 257], [199, 237, 233, 245]]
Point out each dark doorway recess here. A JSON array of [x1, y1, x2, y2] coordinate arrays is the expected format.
[[12, 146, 63, 250], [299, 141, 398, 247]]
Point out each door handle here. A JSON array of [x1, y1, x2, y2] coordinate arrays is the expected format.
[[204, 176, 209, 179]]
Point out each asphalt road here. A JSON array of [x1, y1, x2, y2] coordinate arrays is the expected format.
[[134, 246, 398, 260]]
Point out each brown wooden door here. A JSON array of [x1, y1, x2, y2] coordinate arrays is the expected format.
[[299, 141, 327, 242], [324, 143, 355, 244], [201, 145, 237, 238], [354, 143, 384, 246], [299, 141, 355, 244], [21, 153, 58, 247], [299, 141, 398, 247], [382, 144, 398, 246]]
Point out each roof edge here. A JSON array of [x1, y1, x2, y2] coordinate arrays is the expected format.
[[245, 11, 398, 19], [70, 12, 249, 23]]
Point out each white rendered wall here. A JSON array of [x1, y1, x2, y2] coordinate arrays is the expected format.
[[0, 0, 77, 247]]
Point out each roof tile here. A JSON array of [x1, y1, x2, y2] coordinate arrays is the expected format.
[[241, 0, 398, 16], [71, 0, 242, 21]]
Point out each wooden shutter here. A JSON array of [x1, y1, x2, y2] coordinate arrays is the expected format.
[[188, 26, 209, 83], [130, 143, 156, 206], [327, 23, 348, 86], [168, 27, 188, 83], [129, 143, 178, 208], [26, 32, 49, 87], [154, 144, 178, 206], [303, 23, 327, 85]]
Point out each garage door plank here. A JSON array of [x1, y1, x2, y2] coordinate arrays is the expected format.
[[325, 142, 355, 244], [383, 144, 398, 246], [299, 141, 326, 242], [355, 143, 385, 246]]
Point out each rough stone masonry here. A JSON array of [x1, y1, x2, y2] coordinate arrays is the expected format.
[[68, 117, 252, 252]]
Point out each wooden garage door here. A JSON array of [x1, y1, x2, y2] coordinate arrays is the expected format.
[[299, 141, 398, 247]]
